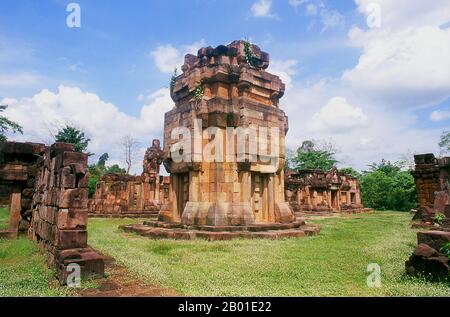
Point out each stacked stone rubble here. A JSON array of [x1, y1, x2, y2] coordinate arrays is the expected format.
[[406, 204, 450, 278], [30, 142, 104, 283]]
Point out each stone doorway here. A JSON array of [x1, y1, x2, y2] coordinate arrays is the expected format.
[[331, 190, 338, 210], [175, 173, 189, 217]]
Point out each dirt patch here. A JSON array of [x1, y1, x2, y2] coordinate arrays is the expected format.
[[78, 256, 178, 297]]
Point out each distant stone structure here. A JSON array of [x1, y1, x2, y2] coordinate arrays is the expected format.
[[285, 168, 366, 213], [121, 40, 319, 240], [88, 139, 168, 217], [0, 141, 104, 284]]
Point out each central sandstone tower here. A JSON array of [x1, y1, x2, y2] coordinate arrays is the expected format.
[[159, 40, 295, 226]]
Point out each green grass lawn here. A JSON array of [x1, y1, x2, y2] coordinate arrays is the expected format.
[[1, 211, 449, 297], [0, 206, 9, 230], [87, 211, 449, 297], [0, 236, 69, 297]]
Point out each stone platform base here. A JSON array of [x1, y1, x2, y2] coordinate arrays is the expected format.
[[295, 208, 373, 219], [120, 220, 320, 241], [89, 212, 159, 219]]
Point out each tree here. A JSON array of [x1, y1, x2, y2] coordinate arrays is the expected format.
[[98, 153, 109, 167], [290, 140, 339, 171], [120, 136, 140, 174], [359, 159, 416, 211], [0, 105, 23, 143], [55, 125, 91, 153], [439, 130, 450, 156], [339, 167, 360, 178]]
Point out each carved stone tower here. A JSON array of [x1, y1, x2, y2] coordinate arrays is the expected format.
[[160, 40, 295, 226]]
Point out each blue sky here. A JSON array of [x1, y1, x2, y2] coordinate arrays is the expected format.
[[1, 0, 449, 172]]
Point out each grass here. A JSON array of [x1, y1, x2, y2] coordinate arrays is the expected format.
[[0, 211, 448, 296], [87, 211, 450, 297], [0, 206, 9, 230], [0, 236, 69, 297]]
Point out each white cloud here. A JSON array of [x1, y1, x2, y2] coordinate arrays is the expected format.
[[150, 44, 181, 74], [268, 59, 298, 86], [343, 25, 450, 109], [355, 0, 450, 30], [251, 0, 277, 19], [309, 97, 368, 133], [150, 40, 205, 74], [1, 86, 173, 174], [288, 0, 307, 8], [430, 109, 450, 122]]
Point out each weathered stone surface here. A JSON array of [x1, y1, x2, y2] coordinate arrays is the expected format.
[[161, 40, 295, 227], [406, 244, 449, 279], [417, 231, 450, 251]]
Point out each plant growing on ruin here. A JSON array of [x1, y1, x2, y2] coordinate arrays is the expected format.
[[170, 68, 178, 93], [0, 105, 23, 143], [439, 130, 450, 156], [435, 213, 445, 225], [441, 242, 450, 259], [243, 39, 258, 67], [193, 80, 204, 102]]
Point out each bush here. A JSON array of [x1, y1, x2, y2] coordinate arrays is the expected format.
[[359, 160, 416, 211], [435, 213, 445, 225]]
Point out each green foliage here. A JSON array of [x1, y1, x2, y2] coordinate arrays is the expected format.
[[55, 125, 91, 154], [170, 68, 178, 93], [359, 159, 416, 211], [243, 39, 258, 67], [97, 153, 109, 167], [193, 80, 204, 102], [0, 207, 9, 230], [435, 213, 445, 225], [290, 140, 339, 171], [0, 105, 23, 143], [439, 130, 450, 155], [339, 167, 361, 178], [440, 242, 450, 259]]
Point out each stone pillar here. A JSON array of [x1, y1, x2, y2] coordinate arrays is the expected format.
[[8, 186, 21, 238]]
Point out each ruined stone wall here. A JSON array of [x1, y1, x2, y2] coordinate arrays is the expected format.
[[30, 143, 104, 282], [0, 142, 46, 237], [285, 169, 364, 213], [88, 174, 168, 215], [412, 154, 450, 213], [88, 139, 166, 216]]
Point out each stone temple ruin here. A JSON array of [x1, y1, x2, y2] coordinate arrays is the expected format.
[[121, 40, 320, 240], [406, 154, 450, 278], [0, 141, 104, 284], [88, 140, 169, 217], [285, 168, 367, 214]]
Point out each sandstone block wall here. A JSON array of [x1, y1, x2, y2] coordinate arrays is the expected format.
[[30, 142, 104, 282], [412, 154, 450, 213]]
